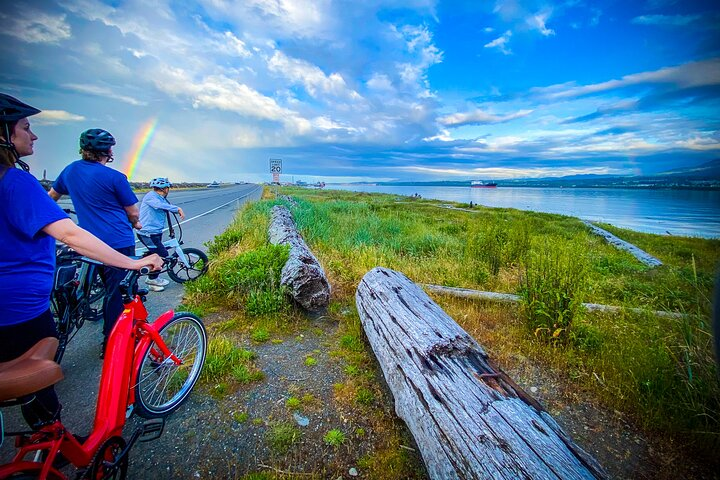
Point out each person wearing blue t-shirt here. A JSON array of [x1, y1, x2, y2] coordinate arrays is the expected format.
[[138, 177, 186, 292], [49, 128, 143, 356], [0, 94, 162, 429]]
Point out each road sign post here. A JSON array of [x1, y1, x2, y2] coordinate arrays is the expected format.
[[270, 158, 282, 196]]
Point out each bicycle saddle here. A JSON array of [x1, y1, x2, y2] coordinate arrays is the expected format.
[[0, 338, 64, 402]]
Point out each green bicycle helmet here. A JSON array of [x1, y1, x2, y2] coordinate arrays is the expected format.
[[79, 128, 116, 153], [0, 93, 42, 172]]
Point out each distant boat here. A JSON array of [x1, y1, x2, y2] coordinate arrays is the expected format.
[[471, 180, 497, 188]]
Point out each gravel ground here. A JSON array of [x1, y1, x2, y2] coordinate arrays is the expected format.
[[2, 309, 717, 479]]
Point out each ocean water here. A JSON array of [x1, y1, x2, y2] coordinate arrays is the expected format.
[[329, 185, 720, 239]]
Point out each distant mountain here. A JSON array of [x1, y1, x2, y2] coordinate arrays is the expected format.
[[333, 159, 720, 189], [657, 159, 720, 178]]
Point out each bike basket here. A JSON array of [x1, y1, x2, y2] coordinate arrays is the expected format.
[[53, 262, 78, 291]]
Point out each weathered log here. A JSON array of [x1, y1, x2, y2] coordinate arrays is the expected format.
[[269, 205, 330, 311], [422, 284, 686, 319], [357, 267, 607, 480], [583, 221, 662, 267]]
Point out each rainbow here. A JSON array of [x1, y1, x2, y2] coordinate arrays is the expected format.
[[123, 117, 158, 180]]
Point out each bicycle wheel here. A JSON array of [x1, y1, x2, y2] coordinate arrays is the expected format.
[[134, 313, 207, 418], [87, 269, 105, 321], [52, 297, 72, 363], [167, 248, 208, 283]]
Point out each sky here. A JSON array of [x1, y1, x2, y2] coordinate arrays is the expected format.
[[2, 0, 719, 184]]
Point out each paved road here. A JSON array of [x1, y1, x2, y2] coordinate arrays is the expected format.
[[0, 183, 261, 467]]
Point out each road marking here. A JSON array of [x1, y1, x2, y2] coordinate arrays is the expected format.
[[136, 188, 259, 243]]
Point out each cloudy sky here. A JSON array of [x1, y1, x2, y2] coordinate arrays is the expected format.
[[2, 0, 719, 183]]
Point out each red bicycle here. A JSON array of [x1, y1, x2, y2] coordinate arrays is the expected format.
[[0, 265, 207, 479]]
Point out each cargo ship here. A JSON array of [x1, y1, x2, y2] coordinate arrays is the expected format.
[[470, 180, 497, 188]]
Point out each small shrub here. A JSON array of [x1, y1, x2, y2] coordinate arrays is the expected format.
[[267, 423, 301, 454], [285, 396, 301, 410], [251, 327, 270, 342], [520, 238, 588, 344], [340, 334, 364, 352], [355, 387, 375, 406], [207, 229, 244, 257], [202, 337, 261, 385], [231, 364, 263, 384], [233, 411, 249, 423], [304, 356, 317, 367], [323, 429, 346, 447]]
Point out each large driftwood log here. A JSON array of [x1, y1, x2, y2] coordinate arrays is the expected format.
[[357, 267, 607, 480], [269, 205, 330, 311], [583, 221, 662, 267]]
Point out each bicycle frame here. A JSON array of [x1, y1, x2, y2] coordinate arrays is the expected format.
[[136, 236, 193, 268], [0, 287, 178, 479]]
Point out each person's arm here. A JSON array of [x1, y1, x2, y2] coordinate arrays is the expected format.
[[43, 218, 162, 271], [124, 204, 142, 230], [48, 188, 63, 201]]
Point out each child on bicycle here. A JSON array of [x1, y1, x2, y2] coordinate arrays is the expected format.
[[138, 177, 185, 291]]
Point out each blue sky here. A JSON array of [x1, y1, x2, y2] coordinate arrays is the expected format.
[[2, 0, 719, 183]]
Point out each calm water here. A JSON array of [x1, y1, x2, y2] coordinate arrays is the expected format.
[[330, 185, 720, 239]]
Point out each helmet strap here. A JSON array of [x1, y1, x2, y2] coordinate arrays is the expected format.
[[0, 124, 29, 172]]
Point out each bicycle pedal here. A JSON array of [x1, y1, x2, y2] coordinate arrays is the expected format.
[[139, 418, 165, 442], [136, 288, 149, 296]]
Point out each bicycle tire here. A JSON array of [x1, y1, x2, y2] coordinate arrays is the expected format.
[[167, 248, 208, 283], [86, 270, 105, 322], [52, 296, 72, 363], [134, 313, 207, 418]]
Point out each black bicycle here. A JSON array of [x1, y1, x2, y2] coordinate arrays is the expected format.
[[51, 245, 106, 363]]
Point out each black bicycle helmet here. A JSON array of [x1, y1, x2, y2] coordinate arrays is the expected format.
[[79, 128, 116, 153], [0, 93, 41, 172]]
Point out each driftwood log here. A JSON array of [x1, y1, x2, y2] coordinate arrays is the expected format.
[[357, 267, 607, 480], [422, 284, 686, 319], [583, 221, 662, 267], [269, 205, 330, 311]]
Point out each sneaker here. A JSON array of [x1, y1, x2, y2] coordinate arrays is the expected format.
[[147, 284, 165, 292], [145, 278, 170, 287]]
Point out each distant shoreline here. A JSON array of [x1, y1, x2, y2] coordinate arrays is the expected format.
[[328, 182, 720, 191]]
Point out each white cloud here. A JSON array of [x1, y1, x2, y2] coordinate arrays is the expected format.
[[34, 110, 86, 125], [2, 10, 71, 44], [62, 83, 147, 106], [484, 30, 512, 54], [534, 58, 720, 100], [526, 11, 555, 36], [267, 51, 361, 99], [632, 14, 701, 26], [439, 108, 533, 127]]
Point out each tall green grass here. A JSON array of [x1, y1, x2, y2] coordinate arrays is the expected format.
[[190, 186, 720, 458]]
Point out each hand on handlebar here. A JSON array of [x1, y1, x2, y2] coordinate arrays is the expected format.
[[137, 253, 163, 272]]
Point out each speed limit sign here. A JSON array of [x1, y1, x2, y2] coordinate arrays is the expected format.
[[270, 159, 282, 173]]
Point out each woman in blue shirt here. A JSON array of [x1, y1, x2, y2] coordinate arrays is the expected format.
[[0, 93, 163, 428]]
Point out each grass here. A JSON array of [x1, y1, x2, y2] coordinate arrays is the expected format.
[[201, 336, 263, 387], [185, 186, 720, 472], [323, 429, 346, 447], [266, 423, 301, 455]]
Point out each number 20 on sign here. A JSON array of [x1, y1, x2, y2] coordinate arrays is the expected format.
[[270, 159, 282, 173]]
